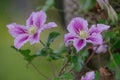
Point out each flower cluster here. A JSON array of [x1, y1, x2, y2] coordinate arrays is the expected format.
[[7, 11, 57, 49], [64, 17, 110, 52], [7, 9, 111, 80]]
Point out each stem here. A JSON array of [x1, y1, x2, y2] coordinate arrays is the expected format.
[[76, 45, 99, 79], [50, 60, 56, 77], [30, 62, 51, 80], [40, 40, 45, 46], [86, 45, 99, 64], [58, 60, 70, 76]]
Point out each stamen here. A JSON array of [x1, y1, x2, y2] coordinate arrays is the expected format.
[[79, 30, 87, 39], [28, 26, 37, 34]]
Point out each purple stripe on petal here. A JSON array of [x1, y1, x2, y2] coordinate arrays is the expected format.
[[67, 17, 88, 35], [26, 12, 35, 26], [87, 33, 103, 45], [89, 25, 100, 35], [33, 11, 47, 28], [64, 33, 75, 46], [29, 32, 40, 44], [14, 34, 29, 49], [73, 39, 86, 52], [7, 23, 27, 38]]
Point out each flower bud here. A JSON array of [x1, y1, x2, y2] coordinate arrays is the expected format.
[[107, 5, 118, 22]]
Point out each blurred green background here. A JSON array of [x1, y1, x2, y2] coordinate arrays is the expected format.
[[0, 0, 65, 80]]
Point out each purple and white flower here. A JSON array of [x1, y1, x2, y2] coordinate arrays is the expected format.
[[7, 10, 57, 49], [81, 71, 95, 80], [64, 17, 110, 52]]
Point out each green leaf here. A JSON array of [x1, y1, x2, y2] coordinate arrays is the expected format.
[[72, 55, 78, 64], [118, 13, 120, 20], [11, 46, 31, 57], [54, 44, 66, 55], [80, 0, 96, 11], [113, 38, 120, 50], [37, 48, 53, 56], [98, 19, 108, 24], [42, 0, 54, 11], [61, 73, 74, 79], [11, 46, 37, 62], [110, 53, 120, 67], [46, 32, 60, 48], [95, 71, 100, 79], [54, 77, 60, 80], [105, 31, 117, 39]]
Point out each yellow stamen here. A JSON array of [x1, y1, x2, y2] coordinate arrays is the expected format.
[[79, 30, 87, 39], [29, 26, 37, 34]]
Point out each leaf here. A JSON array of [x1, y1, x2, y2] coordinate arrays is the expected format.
[[95, 71, 100, 79], [98, 19, 108, 24], [11, 46, 31, 57], [54, 43, 66, 55], [37, 48, 53, 56], [11, 46, 37, 62], [46, 32, 60, 48], [54, 77, 60, 80], [118, 13, 120, 20], [72, 55, 78, 64], [61, 73, 74, 79], [105, 31, 117, 39], [42, 0, 55, 11], [80, 0, 96, 11], [113, 38, 120, 50], [110, 53, 120, 67]]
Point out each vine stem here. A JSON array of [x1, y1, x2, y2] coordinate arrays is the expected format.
[[40, 40, 45, 46], [30, 62, 51, 80], [58, 59, 70, 76], [76, 45, 99, 79]]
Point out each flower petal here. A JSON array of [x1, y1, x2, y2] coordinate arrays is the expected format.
[[67, 17, 88, 35], [89, 24, 110, 35], [97, 24, 110, 32], [40, 22, 57, 31], [29, 32, 40, 45], [94, 44, 107, 54], [73, 39, 86, 52], [87, 33, 103, 45], [7, 23, 27, 38], [89, 25, 100, 35], [64, 33, 75, 46], [85, 71, 95, 80], [33, 10, 47, 28], [14, 34, 29, 49], [26, 12, 35, 26]]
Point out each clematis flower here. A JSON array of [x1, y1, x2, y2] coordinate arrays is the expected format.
[[64, 17, 110, 52], [7, 10, 57, 49], [81, 71, 95, 80], [94, 44, 107, 54]]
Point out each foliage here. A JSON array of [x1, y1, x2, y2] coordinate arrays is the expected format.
[[7, 0, 120, 80]]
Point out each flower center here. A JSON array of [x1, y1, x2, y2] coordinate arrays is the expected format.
[[79, 30, 87, 39], [28, 26, 37, 34]]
